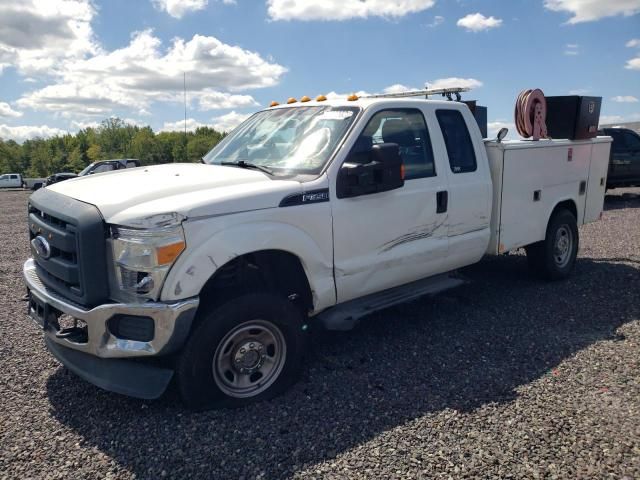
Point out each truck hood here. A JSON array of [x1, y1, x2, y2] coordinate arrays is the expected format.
[[47, 163, 302, 225]]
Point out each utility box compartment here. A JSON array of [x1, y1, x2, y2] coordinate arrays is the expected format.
[[484, 137, 611, 255], [545, 96, 602, 140]]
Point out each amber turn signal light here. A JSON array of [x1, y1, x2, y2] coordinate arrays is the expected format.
[[156, 241, 185, 265]]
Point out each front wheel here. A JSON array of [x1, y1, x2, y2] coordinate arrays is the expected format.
[[176, 293, 306, 409], [525, 209, 579, 280]]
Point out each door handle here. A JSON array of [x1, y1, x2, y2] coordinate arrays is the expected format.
[[436, 191, 448, 213]]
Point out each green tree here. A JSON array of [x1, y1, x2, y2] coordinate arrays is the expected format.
[[87, 144, 103, 162], [0, 116, 226, 176]]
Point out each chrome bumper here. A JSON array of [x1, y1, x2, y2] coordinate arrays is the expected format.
[[23, 258, 199, 359]]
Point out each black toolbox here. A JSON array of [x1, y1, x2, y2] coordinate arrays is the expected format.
[[545, 96, 602, 140]]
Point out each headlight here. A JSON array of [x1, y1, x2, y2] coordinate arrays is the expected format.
[[110, 221, 186, 302]]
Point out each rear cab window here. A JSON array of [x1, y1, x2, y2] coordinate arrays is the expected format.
[[436, 109, 477, 173]]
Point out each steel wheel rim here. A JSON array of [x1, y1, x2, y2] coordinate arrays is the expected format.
[[212, 320, 286, 398], [553, 224, 573, 268]]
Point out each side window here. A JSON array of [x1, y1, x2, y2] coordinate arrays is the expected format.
[[92, 163, 115, 173], [126, 161, 138, 168], [622, 132, 640, 150], [10, 174, 18, 179], [353, 108, 436, 179], [436, 109, 477, 173]]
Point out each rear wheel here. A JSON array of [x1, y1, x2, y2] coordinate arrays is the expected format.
[[177, 293, 306, 409], [525, 209, 579, 280]]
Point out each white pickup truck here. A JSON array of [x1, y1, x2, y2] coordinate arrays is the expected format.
[[0, 173, 24, 188], [23, 95, 611, 408]]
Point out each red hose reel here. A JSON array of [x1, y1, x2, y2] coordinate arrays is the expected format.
[[515, 89, 548, 140]]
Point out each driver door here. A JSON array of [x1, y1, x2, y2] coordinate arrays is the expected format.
[[331, 107, 450, 303]]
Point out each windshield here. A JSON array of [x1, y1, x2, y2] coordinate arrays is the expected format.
[[203, 106, 360, 174], [78, 163, 96, 176]]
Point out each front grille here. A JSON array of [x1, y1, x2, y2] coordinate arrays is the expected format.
[[28, 188, 109, 307]]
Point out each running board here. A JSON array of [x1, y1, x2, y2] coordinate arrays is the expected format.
[[316, 273, 466, 331]]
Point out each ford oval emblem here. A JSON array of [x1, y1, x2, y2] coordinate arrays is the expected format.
[[32, 235, 51, 259]]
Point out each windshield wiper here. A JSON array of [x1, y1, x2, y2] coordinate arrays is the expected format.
[[220, 160, 274, 176]]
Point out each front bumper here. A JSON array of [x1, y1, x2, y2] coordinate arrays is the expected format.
[[23, 258, 199, 359]]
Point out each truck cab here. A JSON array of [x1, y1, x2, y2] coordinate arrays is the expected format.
[[23, 95, 611, 408]]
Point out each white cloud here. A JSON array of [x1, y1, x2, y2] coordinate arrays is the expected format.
[[627, 38, 640, 48], [152, 0, 208, 18], [211, 111, 251, 132], [611, 95, 639, 103], [383, 84, 416, 94], [0, 123, 66, 142], [600, 113, 640, 124], [543, 0, 640, 24], [17, 30, 284, 119], [456, 13, 502, 32], [426, 77, 483, 90], [487, 121, 515, 139], [625, 56, 640, 70], [0, 102, 22, 118], [426, 15, 444, 27], [70, 119, 101, 130], [267, 0, 436, 21], [160, 113, 248, 133], [0, 0, 98, 75], [564, 43, 579, 55], [197, 89, 259, 110], [160, 118, 206, 132]]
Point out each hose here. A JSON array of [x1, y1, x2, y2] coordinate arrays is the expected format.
[[515, 89, 548, 140]]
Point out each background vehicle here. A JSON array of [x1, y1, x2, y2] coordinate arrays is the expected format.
[[599, 127, 640, 189], [78, 159, 140, 176], [43, 172, 77, 187], [0, 173, 24, 188], [22, 90, 611, 409], [24, 178, 46, 190]]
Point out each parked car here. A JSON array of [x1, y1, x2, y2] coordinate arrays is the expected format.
[[599, 127, 640, 189], [78, 159, 140, 176], [23, 94, 611, 408], [43, 172, 77, 187], [0, 173, 24, 188]]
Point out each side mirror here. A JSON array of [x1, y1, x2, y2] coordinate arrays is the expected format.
[[496, 127, 508, 143], [337, 143, 405, 199]]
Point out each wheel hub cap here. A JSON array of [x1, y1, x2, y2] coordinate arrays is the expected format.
[[553, 225, 573, 267], [212, 320, 287, 399], [233, 341, 265, 373]]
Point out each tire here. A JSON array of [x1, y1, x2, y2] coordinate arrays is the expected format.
[[525, 209, 579, 280], [176, 293, 306, 410]]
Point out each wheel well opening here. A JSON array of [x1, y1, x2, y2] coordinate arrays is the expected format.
[[198, 250, 313, 316], [552, 199, 577, 221]]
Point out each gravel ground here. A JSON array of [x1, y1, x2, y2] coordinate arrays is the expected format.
[[1, 188, 639, 479]]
